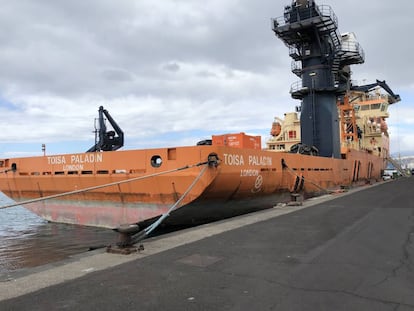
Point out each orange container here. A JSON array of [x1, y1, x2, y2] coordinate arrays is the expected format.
[[212, 132, 261, 150]]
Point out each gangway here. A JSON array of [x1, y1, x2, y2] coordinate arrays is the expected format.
[[386, 157, 411, 177]]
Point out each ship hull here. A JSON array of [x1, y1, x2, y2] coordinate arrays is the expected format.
[[0, 145, 386, 228]]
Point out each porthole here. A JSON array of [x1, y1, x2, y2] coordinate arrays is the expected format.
[[151, 155, 163, 168]]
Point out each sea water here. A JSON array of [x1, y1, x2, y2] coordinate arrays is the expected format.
[[0, 192, 117, 274]]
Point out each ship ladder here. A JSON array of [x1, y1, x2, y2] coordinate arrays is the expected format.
[[386, 157, 411, 178]]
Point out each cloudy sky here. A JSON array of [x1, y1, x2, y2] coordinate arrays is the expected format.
[[0, 0, 413, 158]]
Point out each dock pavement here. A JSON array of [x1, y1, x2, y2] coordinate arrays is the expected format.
[[1, 177, 413, 310]]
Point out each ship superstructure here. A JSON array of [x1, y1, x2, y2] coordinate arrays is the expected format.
[[266, 82, 398, 160], [266, 112, 301, 152], [345, 80, 400, 157]]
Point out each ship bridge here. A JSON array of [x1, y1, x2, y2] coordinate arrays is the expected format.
[[272, 0, 365, 158]]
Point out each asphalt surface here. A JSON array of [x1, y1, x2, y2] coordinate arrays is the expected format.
[[1, 177, 414, 310]]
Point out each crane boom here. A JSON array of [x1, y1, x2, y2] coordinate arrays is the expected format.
[[351, 80, 400, 103], [86, 106, 124, 152]]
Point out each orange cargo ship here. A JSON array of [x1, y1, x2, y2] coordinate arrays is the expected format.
[[0, 0, 401, 230]]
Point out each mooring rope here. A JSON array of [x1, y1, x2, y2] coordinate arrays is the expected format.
[[0, 160, 211, 210], [128, 163, 209, 245]]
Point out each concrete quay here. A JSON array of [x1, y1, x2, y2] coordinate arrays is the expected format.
[[1, 177, 413, 310]]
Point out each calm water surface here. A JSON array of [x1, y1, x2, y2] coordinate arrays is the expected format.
[[0, 193, 117, 274]]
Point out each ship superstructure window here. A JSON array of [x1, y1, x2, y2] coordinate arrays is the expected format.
[[361, 105, 369, 111], [288, 131, 297, 139], [276, 144, 285, 150], [370, 103, 381, 110]]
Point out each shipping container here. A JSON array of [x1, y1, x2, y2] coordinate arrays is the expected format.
[[212, 132, 261, 150]]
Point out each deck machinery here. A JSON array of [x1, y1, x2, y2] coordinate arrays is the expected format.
[[86, 106, 124, 152], [272, 0, 365, 158]]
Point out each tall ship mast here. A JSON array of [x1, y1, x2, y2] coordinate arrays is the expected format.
[[268, 0, 399, 161], [272, 0, 365, 158]]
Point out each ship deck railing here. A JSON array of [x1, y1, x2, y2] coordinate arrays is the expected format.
[[272, 4, 337, 30], [338, 40, 365, 65]]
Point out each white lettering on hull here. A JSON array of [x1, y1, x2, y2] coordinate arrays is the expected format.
[[63, 164, 84, 171], [70, 153, 103, 164], [223, 153, 272, 167], [47, 153, 104, 171], [248, 155, 272, 166], [223, 153, 245, 166], [47, 156, 66, 165], [240, 169, 259, 177]]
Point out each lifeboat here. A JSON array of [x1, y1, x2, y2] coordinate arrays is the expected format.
[[270, 121, 282, 137]]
